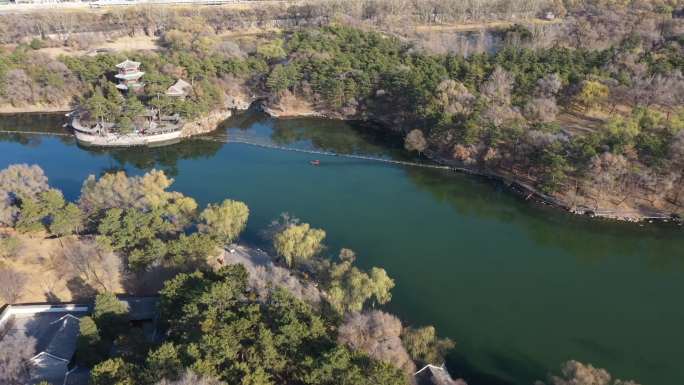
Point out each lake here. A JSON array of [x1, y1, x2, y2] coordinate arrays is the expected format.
[[1, 112, 683, 385]]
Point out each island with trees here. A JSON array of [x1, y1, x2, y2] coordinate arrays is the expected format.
[[69, 57, 233, 146]]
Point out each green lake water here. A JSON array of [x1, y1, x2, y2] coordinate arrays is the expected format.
[[1, 112, 683, 385]]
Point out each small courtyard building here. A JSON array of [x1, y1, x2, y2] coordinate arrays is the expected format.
[[165, 79, 192, 99]]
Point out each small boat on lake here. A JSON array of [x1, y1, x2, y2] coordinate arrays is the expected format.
[[310, 160, 321, 166]]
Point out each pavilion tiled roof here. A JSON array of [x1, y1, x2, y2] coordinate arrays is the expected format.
[[116, 59, 141, 69], [166, 79, 192, 97]]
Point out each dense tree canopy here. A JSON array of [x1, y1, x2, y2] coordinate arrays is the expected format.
[[79, 170, 197, 225], [90, 265, 409, 385]]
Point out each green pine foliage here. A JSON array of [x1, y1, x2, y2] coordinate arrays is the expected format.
[[90, 265, 408, 385]]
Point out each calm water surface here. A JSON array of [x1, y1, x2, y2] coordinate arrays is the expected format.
[[1, 112, 683, 385]]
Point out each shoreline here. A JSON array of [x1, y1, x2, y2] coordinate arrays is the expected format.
[[0, 105, 72, 115], [258, 104, 681, 225], [0, 102, 680, 225]]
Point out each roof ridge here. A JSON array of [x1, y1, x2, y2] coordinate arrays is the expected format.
[[50, 314, 81, 325], [30, 351, 70, 364]]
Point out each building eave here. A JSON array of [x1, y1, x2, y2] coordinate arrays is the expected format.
[[115, 71, 145, 80]]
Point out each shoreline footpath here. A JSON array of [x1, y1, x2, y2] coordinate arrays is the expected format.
[[0, 102, 680, 224], [0, 104, 72, 115]]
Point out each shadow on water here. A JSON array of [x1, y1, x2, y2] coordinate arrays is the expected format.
[[447, 352, 518, 385], [0, 113, 223, 178], [0, 112, 68, 133], [83, 139, 223, 177], [218, 110, 410, 159], [402, 165, 684, 267], [446, 348, 549, 385]]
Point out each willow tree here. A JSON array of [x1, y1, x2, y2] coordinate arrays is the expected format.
[[79, 170, 197, 229], [198, 199, 249, 245], [325, 249, 395, 314], [401, 325, 455, 366], [273, 223, 325, 267]]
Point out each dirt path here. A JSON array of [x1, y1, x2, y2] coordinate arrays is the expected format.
[[413, 18, 562, 33], [35, 35, 160, 59]]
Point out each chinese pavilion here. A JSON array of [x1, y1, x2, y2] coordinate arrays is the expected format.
[[165, 79, 192, 99], [115, 59, 145, 92]]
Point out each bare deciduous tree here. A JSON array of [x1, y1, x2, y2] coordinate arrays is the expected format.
[[436, 79, 476, 116], [338, 310, 415, 374], [524, 97, 559, 123], [481, 66, 513, 106], [58, 238, 121, 293], [156, 370, 226, 385], [404, 129, 428, 153], [222, 246, 322, 305], [0, 267, 27, 305], [0, 332, 36, 385], [585, 153, 630, 204], [535, 73, 562, 98], [0, 164, 50, 226], [2, 69, 35, 106]]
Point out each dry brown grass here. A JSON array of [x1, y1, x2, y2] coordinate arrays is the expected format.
[[413, 18, 562, 33], [32, 35, 160, 59], [556, 111, 604, 135], [0, 228, 122, 307]]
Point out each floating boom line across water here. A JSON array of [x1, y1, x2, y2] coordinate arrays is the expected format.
[[199, 135, 679, 220], [0, 128, 465, 171], [0, 130, 72, 137], [0, 128, 675, 220], [200, 135, 467, 172]]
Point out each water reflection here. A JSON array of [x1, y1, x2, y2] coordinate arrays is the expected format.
[[221, 111, 409, 159], [0, 113, 76, 146], [86, 139, 222, 177], [0, 113, 222, 177], [403, 165, 684, 268]]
